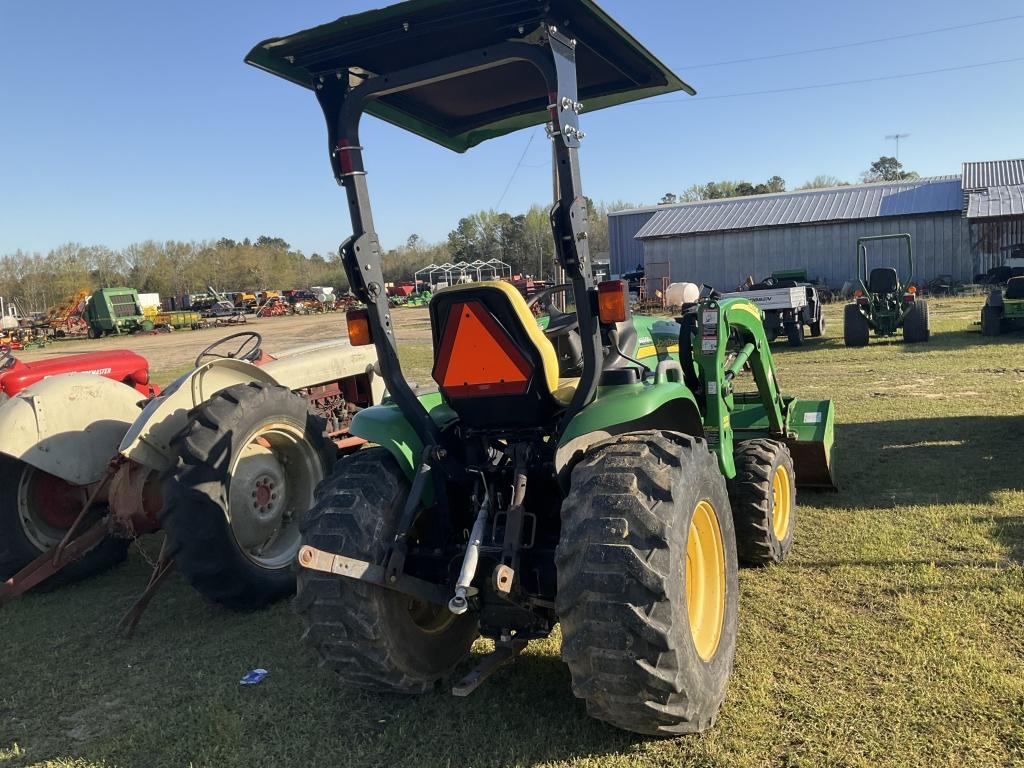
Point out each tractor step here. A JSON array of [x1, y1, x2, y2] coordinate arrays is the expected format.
[[452, 640, 527, 697]]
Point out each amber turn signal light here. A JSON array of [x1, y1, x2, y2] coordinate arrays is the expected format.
[[907, 284, 917, 294], [597, 280, 627, 324], [346, 309, 372, 346]]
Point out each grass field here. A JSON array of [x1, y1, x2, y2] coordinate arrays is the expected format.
[[1, 297, 1022, 768]]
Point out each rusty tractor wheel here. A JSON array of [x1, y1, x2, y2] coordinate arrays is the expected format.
[[0, 457, 128, 585], [160, 382, 333, 610]]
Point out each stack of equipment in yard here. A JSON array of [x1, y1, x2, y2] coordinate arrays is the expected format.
[[843, 234, 930, 347], [47, 289, 91, 338], [0, 331, 385, 632], [83, 288, 153, 338], [250, 0, 836, 736], [153, 310, 202, 330], [981, 276, 1024, 336]]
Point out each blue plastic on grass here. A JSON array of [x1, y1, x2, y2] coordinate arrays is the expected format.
[[240, 668, 269, 685]]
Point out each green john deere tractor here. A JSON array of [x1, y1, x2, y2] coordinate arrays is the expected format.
[[981, 276, 1024, 336], [843, 233, 930, 347], [248, 0, 836, 736]]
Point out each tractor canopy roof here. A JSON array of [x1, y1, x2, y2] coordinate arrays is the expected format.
[[244, 0, 693, 152]]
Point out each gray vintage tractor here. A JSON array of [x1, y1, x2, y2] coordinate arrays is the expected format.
[[0, 331, 382, 630]]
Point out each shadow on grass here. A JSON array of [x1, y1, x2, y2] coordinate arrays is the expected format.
[[811, 414, 1024, 508], [978, 514, 1024, 564]]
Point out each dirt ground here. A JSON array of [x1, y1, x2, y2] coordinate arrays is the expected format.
[[15, 307, 434, 373]]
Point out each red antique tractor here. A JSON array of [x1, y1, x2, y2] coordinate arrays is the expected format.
[[0, 346, 157, 402]]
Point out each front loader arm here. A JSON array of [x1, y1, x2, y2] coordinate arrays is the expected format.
[[693, 297, 789, 478]]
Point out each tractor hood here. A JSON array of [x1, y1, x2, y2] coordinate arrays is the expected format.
[[245, 0, 693, 152]]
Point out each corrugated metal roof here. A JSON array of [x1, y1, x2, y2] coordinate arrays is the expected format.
[[962, 159, 1024, 190], [965, 185, 1024, 219], [634, 177, 962, 239]]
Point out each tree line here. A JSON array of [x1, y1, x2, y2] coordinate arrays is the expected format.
[[0, 158, 919, 314], [657, 156, 919, 205]]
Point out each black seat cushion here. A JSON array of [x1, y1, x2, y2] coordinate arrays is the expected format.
[[869, 267, 899, 294], [1006, 277, 1024, 300]]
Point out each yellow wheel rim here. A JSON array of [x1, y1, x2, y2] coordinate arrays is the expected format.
[[685, 500, 726, 661], [771, 464, 793, 540]]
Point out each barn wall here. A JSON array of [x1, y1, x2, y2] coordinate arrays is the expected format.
[[608, 209, 658, 275], [641, 213, 972, 290]]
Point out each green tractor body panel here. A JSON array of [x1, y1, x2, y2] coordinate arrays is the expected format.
[[555, 380, 703, 479], [350, 392, 458, 480]]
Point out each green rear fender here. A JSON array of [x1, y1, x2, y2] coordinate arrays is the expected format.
[[348, 392, 457, 480], [555, 382, 703, 485]]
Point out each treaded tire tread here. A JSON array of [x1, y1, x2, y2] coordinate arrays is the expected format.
[[981, 306, 1002, 337], [159, 381, 332, 610], [555, 430, 739, 736], [294, 448, 478, 693], [727, 439, 796, 566], [0, 457, 129, 586], [843, 303, 869, 347], [903, 299, 930, 343]]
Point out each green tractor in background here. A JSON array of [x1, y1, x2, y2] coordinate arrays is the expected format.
[[843, 233, 930, 347], [249, 0, 835, 736], [981, 276, 1024, 336]]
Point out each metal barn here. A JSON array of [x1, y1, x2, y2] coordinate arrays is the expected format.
[[962, 159, 1024, 276], [612, 177, 972, 291]]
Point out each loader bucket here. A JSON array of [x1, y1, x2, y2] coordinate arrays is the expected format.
[[783, 398, 837, 490], [730, 396, 836, 490]]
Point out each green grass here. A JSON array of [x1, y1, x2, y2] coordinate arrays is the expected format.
[[1, 298, 1023, 767]]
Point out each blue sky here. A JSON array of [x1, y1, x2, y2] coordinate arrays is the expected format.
[[1, 1, 1021, 256]]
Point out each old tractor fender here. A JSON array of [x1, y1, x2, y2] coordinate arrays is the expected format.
[[118, 359, 279, 473], [260, 339, 385, 404], [555, 382, 704, 486], [349, 392, 458, 480], [0, 373, 145, 486]]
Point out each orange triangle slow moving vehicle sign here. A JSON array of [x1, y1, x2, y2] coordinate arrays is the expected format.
[[433, 299, 534, 398]]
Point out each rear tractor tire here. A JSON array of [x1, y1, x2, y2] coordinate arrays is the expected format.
[[295, 448, 478, 692], [902, 299, 930, 343], [727, 439, 796, 566], [556, 431, 739, 735], [160, 382, 333, 610], [981, 306, 1002, 337], [0, 457, 129, 585], [843, 304, 870, 347]]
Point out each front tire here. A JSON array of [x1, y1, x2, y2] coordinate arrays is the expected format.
[[556, 431, 739, 735], [160, 382, 333, 610], [0, 458, 128, 585], [727, 439, 796, 565], [843, 304, 869, 347], [295, 448, 478, 692]]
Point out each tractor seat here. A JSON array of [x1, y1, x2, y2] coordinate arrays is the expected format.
[[1006, 276, 1024, 300], [868, 267, 899, 294], [429, 281, 576, 430]]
